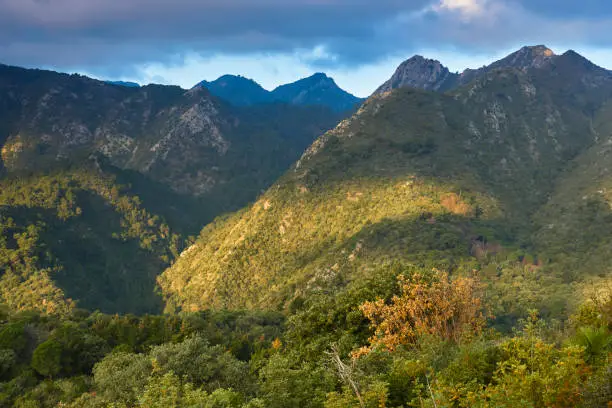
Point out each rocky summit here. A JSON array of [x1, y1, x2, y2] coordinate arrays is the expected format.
[[374, 55, 458, 94], [374, 45, 564, 95]]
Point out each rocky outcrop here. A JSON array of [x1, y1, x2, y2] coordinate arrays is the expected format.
[[374, 56, 458, 94], [372, 45, 596, 96]]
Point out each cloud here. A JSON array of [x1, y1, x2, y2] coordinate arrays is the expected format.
[[1, 0, 612, 78], [434, 0, 488, 18]]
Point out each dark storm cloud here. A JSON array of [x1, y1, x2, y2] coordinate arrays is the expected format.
[[0, 0, 611, 74]]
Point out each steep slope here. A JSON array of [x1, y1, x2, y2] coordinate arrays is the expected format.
[[270, 73, 363, 111], [533, 99, 612, 281], [0, 64, 342, 230], [161, 49, 612, 312], [195, 75, 271, 106], [0, 166, 184, 315]]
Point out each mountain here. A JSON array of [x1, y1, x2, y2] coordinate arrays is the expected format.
[[270, 73, 364, 112], [0, 64, 343, 232], [0, 64, 344, 313], [374, 45, 562, 95], [105, 80, 141, 88], [2, 47, 612, 408], [160, 47, 612, 314], [196, 73, 364, 112], [195, 75, 271, 106], [374, 55, 458, 94], [459, 45, 558, 85]]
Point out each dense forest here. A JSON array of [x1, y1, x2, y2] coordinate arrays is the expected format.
[[0, 269, 608, 407]]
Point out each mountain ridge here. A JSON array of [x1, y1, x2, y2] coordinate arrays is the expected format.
[[373, 45, 611, 96], [195, 72, 364, 111], [161, 46, 612, 313], [0, 63, 342, 211]]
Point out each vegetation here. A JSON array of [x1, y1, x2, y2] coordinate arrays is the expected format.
[[0, 63, 343, 233], [0, 271, 606, 407], [162, 52, 612, 313], [0, 167, 185, 314], [0, 48, 611, 406]]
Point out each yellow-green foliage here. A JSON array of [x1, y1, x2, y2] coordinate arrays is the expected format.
[[160, 174, 499, 312], [0, 169, 184, 314], [162, 64, 612, 314]]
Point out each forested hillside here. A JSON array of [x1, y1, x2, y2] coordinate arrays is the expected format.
[[162, 49, 612, 313], [0, 166, 185, 314]]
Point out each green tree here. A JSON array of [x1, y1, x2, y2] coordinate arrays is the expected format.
[[92, 351, 152, 404], [31, 340, 62, 378]]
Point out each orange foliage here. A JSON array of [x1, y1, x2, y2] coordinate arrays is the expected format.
[[440, 192, 472, 216], [356, 271, 487, 356], [271, 338, 283, 350]]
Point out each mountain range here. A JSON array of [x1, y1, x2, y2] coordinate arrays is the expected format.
[[163, 45, 612, 313], [1, 45, 612, 316], [374, 45, 560, 94], [196, 72, 364, 112], [1, 44, 612, 408]]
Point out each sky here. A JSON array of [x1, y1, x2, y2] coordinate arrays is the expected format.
[[1, 0, 612, 97]]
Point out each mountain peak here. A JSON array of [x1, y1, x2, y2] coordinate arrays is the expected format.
[[195, 74, 270, 106], [194, 72, 361, 111], [293, 72, 337, 87], [556, 49, 612, 79], [491, 45, 556, 71], [213, 74, 258, 84], [270, 74, 362, 112], [105, 80, 141, 88], [373, 55, 457, 95], [309, 72, 330, 80], [521, 45, 555, 56]]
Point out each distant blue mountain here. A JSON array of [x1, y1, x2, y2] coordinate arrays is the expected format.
[[194, 73, 363, 112], [270, 73, 363, 112], [195, 75, 271, 106], [105, 80, 141, 88]]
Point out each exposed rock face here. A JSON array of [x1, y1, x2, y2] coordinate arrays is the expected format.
[[373, 45, 600, 96], [459, 45, 557, 84], [493, 45, 556, 70], [374, 56, 458, 94], [0, 65, 342, 220]]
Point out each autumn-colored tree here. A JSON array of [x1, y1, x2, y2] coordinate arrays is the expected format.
[[356, 270, 487, 355]]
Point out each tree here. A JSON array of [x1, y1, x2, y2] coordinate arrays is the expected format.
[[31, 340, 62, 378], [93, 351, 152, 404], [356, 271, 487, 355], [149, 335, 253, 395]]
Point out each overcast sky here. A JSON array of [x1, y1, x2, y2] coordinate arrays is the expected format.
[[1, 0, 612, 97]]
